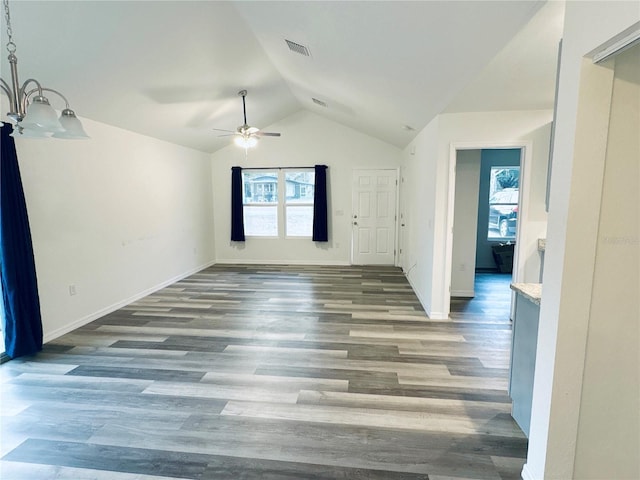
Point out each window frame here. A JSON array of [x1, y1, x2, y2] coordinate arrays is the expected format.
[[241, 169, 315, 238], [487, 167, 520, 241]]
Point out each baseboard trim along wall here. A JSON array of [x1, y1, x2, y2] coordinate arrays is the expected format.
[[520, 464, 535, 480], [451, 290, 475, 297], [403, 270, 449, 320], [215, 259, 351, 266], [43, 260, 216, 344]]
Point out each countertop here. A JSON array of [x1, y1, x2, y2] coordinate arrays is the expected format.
[[511, 283, 542, 306]]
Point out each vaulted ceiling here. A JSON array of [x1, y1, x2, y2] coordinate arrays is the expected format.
[[1, 1, 564, 153]]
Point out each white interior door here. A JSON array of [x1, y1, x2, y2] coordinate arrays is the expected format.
[[352, 169, 398, 265]]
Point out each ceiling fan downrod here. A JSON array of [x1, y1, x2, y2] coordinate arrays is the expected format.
[[238, 89, 248, 127]]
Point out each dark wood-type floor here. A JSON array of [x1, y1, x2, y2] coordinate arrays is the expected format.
[[1, 266, 525, 479]]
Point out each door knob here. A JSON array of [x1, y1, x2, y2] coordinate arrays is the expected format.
[[353, 222, 358, 226]]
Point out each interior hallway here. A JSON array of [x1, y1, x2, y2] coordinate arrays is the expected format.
[[0, 265, 526, 479], [450, 273, 514, 322]]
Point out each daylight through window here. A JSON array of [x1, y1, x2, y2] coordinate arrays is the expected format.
[[242, 169, 315, 237], [487, 167, 519, 240]]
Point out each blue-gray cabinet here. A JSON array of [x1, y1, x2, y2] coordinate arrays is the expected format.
[[509, 283, 542, 437]]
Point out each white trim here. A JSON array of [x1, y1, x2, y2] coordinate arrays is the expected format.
[[451, 289, 474, 297], [443, 141, 532, 319], [43, 261, 216, 344], [215, 259, 350, 266], [521, 463, 536, 480], [404, 269, 428, 311], [590, 21, 640, 63]]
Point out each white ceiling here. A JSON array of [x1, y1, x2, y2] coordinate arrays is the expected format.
[[1, 1, 563, 153]]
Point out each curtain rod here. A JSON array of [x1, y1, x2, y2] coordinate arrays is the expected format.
[[234, 166, 316, 171]]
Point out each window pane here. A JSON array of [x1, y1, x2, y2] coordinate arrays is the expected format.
[[286, 205, 314, 237], [487, 167, 519, 240], [244, 206, 277, 236], [285, 171, 315, 204], [242, 171, 278, 204]]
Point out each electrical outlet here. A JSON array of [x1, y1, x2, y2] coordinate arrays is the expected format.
[[69, 285, 77, 296]]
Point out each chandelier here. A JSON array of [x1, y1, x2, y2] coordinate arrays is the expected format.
[[0, 0, 88, 138]]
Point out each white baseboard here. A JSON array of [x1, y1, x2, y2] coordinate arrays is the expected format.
[[427, 311, 449, 320], [43, 260, 216, 344], [215, 259, 351, 266], [402, 270, 448, 320], [521, 463, 536, 480], [451, 289, 475, 297]]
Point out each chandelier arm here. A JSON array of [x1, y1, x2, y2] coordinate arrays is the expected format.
[[19, 79, 45, 113], [39, 87, 71, 109], [0, 78, 12, 101], [21, 79, 44, 99], [22, 84, 71, 111]]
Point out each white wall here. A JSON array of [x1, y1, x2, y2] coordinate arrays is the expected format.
[[572, 45, 639, 479], [399, 118, 440, 311], [451, 150, 480, 296], [401, 110, 551, 318], [525, 1, 640, 476], [211, 110, 402, 265], [14, 118, 215, 342]]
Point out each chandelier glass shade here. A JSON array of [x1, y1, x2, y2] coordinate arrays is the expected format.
[[234, 135, 258, 149], [1, 0, 88, 139]]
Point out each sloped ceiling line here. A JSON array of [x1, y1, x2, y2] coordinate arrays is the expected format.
[[0, 0, 559, 154]]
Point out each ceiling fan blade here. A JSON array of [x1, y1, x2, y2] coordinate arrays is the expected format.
[[257, 132, 281, 137], [217, 134, 237, 137], [212, 128, 236, 133]]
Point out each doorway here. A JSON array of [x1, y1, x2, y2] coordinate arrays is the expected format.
[[450, 149, 521, 299], [351, 169, 398, 265], [445, 143, 531, 319]]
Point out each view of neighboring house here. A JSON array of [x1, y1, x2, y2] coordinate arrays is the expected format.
[[244, 173, 315, 203]]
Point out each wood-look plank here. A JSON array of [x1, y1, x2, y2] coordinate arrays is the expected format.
[[0, 266, 525, 479]]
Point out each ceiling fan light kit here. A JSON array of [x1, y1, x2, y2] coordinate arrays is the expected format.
[[214, 89, 281, 149], [0, 0, 89, 139], [234, 135, 258, 149]]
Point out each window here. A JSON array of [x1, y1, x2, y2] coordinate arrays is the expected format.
[[242, 169, 315, 237], [487, 167, 519, 240], [285, 171, 315, 237]]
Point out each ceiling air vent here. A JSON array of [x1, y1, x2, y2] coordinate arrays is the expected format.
[[312, 98, 327, 108], [285, 39, 311, 57]]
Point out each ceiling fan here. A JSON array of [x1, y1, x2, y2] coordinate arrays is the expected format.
[[213, 90, 281, 148]]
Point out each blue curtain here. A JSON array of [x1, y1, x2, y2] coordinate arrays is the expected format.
[[230, 166, 245, 241], [312, 165, 328, 242], [0, 123, 43, 358]]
